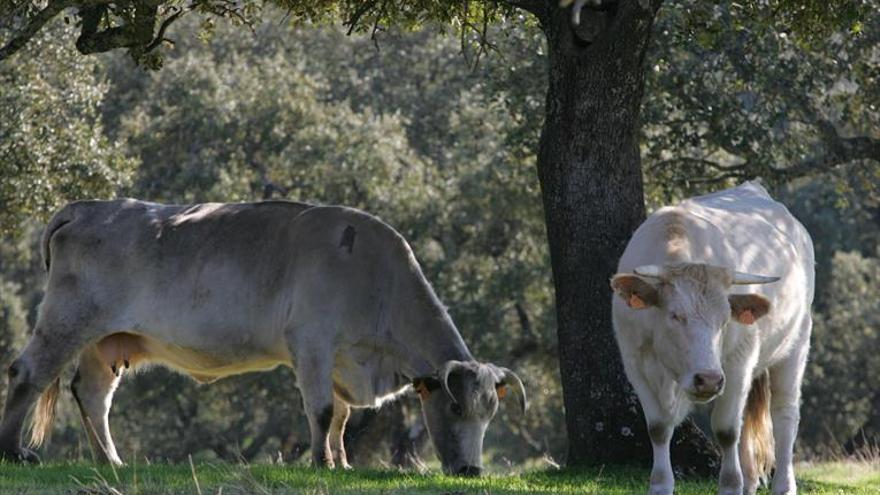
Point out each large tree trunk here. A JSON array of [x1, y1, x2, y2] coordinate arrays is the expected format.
[[535, 0, 718, 473]]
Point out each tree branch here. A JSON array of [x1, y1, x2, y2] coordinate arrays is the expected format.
[[0, 0, 75, 61], [652, 156, 747, 173], [720, 19, 879, 177], [661, 130, 879, 185], [769, 134, 880, 179], [509, 304, 541, 360], [765, 84, 880, 178], [344, 0, 377, 35], [143, 6, 183, 53], [75, 1, 159, 55], [683, 172, 749, 184]]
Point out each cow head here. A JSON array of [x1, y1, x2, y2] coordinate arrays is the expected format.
[[611, 262, 778, 403], [412, 361, 526, 476]]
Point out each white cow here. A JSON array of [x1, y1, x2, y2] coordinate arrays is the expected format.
[[611, 182, 814, 495]]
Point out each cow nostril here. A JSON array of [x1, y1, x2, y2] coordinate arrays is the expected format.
[[694, 372, 724, 392], [457, 465, 482, 477]]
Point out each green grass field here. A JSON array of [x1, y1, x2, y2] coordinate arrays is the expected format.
[[0, 461, 876, 494]]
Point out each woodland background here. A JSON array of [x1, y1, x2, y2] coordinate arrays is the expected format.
[[1, 1, 878, 470]]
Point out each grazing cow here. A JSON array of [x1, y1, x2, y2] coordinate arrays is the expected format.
[[0, 199, 526, 475], [611, 182, 814, 495]]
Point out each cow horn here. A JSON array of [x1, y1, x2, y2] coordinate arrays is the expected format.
[[439, 360, 467, 404], [731, 271, 780, 285], [497, 367, 528, 415], [633, 265, 664, 278]]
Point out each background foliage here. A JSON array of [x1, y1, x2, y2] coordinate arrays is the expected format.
[[0, 0, 877, 466]]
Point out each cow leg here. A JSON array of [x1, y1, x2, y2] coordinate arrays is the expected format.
[[622, 358, 677, 495], [295, 352, 335, 468], [768, 341, 809, 495], [710, 364, 753, 495], [71, 345, 123, 466], [329, 395, 351, 469], [646, 419, 674, 495], [0, 328, 88, 462]]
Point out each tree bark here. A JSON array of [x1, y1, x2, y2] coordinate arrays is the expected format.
[[536, 0, 718, 472]]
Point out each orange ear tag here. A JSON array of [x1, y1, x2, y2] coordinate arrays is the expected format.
[[628, 294, 646, 309], [496, 385, 508, 399], [415, 382, 431, 400], [738, 310, 755, 325]]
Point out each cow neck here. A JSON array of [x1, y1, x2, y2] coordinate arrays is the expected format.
[[395, 278, 474, 379]]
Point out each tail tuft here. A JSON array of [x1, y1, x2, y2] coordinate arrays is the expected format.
[[28, 377, 60, 448], [740, 370, 775, 484]]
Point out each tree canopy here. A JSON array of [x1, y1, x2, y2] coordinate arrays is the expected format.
[[644, 1, 879, 202], [0, 0, 527, 68]]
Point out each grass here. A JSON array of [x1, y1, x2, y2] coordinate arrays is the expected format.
[[0, 461, 876, 494]]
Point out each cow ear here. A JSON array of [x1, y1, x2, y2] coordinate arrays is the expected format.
[[611, 274, 660, 309], [729, 294, 771, 325]]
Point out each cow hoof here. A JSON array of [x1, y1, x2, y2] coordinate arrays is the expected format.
[[648, 485, 673, 495], [98, 456, 125, 467], [718, 470, 744, 495], [771, 475, 796, 495], [0, 447, 40, 464], [743, 480, 759, 495]]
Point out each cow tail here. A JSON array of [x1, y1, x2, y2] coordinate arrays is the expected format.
[[28, 377, 60, 448], [31, 205, 78, 445], [740, 370, 775, 483], [41, 204, 77, 271]]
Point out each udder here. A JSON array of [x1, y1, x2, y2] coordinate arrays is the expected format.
[[96, 333, 147, 375]]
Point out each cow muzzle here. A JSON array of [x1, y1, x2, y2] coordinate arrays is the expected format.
[[687, 370, 725, 402]]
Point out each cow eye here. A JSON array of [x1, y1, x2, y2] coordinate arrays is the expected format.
[[670, 312, 687, 324], [450, 403, 463, 417]]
